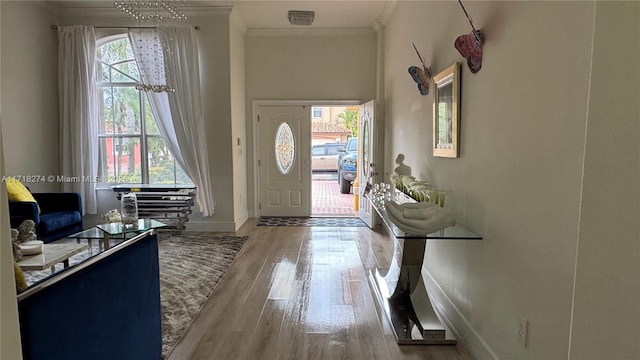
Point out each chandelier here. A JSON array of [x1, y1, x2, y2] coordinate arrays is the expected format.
[[115, 1, 187, 93], [130, 30, 176, 93], [135, 83, 175, 93], [114, 1, 188, 22]]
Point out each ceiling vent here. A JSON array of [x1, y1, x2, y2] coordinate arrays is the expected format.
[[288, 10, 315, 26]]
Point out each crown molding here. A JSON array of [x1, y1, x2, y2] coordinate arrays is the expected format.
[[30, 1, 59, 16], [229, 8, 247, 34], [379, 0, 398, 26], [246, 27, 375, 38], [183, 5, 233, 17]]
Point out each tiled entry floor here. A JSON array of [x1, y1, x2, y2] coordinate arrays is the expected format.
[[312, 172, 357, 217]]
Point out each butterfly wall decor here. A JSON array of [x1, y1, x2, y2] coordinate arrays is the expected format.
[[455, 0, 485, 73], [408, 43, 432, 95]]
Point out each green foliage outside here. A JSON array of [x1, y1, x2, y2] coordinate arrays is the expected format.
[[337, 110, 358, 137], [97, 37, 192, 185], [149, 160, 192, 185]]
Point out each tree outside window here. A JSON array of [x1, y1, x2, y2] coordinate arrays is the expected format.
[[95, 36, 192, 185], [336, 109, 358, 138]]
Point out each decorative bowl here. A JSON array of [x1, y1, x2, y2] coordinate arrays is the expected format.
[[20, 240, 44, 255]]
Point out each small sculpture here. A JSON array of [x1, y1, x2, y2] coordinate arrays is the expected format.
[[455, 0, 485, 73], [16, 220, 37, 243], [455, 31, 484, 74], [12, 226, 43, 257], [408, 43, 432, 95], [102, 209, 122, 223], [11, 229, 22, 262], [384, 200, 456, 235]]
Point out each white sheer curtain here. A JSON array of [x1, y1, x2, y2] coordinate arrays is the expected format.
[[57, 25, 98, 214], [129, 26, 215, 215]]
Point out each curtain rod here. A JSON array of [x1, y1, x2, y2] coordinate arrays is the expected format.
[[51, 25, 200, 30]]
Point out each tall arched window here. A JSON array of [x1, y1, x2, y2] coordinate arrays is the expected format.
[[95, 35, 191, 185]]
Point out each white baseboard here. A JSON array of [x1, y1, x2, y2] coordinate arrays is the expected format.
[[234, 212, 249, 230], [422, 268, 498, 360], [185, 219, 238, 232]]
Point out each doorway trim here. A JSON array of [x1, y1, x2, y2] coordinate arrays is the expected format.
[[252, 100, 362, 218]]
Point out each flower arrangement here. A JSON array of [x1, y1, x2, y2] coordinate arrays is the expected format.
[[102, 209, 122, 223], [389, 174, 450, 207]]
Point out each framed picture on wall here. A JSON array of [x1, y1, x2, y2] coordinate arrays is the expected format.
[[433, 62, 461, 158]]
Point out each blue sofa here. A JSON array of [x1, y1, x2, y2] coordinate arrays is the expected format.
[[9, 192, 83, 243], [17, 231, 162, 360]]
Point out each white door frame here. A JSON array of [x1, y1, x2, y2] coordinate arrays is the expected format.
[[252, 100, 361, 218]]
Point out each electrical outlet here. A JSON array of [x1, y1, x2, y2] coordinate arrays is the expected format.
[[517, 316, 529, 347]]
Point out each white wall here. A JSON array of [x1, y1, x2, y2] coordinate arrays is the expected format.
[[229, 10, 249, 226], [1, 1, 58, 193], [384, 1, 638, 359], [244, 28, 377, 214], [569, 1, 640, 358], [187, 9, 237, 231], [0, 122, 23, 360], [0, 3, 24, 357]]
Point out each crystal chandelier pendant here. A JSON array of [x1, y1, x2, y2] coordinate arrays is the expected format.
[[114, 0, 188, 22], [115, 1, 186, 93], [131, 31, 176, 93], [135, 83, 176, 93]]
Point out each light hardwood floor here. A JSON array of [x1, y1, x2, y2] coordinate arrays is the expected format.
[[168, 219, 472, 360]]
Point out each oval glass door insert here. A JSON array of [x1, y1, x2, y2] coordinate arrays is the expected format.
[[275, 122, 295, 175]]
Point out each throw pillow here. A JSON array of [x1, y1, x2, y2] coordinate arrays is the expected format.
[[5, 177, 37, 202], [5, 177, 40, 214], [14, 262, 28, 293]]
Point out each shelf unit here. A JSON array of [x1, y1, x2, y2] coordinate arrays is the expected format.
[[367, 191, 482, 345], [112, 185, 196, 230]]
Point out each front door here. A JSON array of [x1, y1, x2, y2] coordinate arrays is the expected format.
[[358, 100, 377, 227], [258, 105, 311, 217]]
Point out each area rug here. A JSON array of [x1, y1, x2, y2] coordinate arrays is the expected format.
[[257, 216, 366, 227], [157, 231, 247, 358], [21, 231, 248, 359]]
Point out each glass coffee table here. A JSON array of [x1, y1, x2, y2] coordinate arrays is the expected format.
[[69, 219, 167, 252]]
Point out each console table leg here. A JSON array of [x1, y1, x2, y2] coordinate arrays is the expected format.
[[368, 238, 457, 345]]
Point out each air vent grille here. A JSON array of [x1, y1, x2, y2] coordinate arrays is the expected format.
[[288, 10, 315, 26]]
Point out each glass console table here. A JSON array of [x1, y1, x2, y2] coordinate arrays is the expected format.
[[111, 184, 195, 230], [367, 192, 482, 345]]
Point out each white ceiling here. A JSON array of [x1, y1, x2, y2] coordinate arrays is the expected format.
[[49, 0, 395, 29]]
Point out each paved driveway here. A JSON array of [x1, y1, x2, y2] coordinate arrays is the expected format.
[[312, 173, 356, 217]]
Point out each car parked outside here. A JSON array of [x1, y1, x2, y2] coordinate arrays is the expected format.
[[337, 137, 357, 194], [312, 142, 345, 172]]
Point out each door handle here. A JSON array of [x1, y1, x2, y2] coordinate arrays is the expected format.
[[369, 163, 377, 176]]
